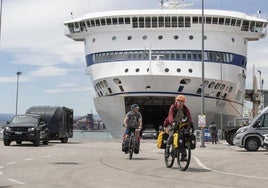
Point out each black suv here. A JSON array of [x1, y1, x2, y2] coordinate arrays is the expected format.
[[3, 114, 49, 146]]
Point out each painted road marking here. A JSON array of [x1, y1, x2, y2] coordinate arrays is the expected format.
[[193, 156, 268, 180], [8, 178, 26, 185]]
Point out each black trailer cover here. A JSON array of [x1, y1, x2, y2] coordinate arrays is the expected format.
[[26, 106, 73, 140]]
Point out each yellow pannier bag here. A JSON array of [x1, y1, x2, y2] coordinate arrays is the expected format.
[[157, 131, 168, 149], [173, 132, 179, 149]]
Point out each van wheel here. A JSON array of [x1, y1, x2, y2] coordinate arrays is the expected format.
[[61, 137, 68, 143], [245, 137, 260, 151], [226, 130, 236, 145]]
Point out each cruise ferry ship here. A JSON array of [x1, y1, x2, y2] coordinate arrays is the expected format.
[[64, 0, 268, 138]]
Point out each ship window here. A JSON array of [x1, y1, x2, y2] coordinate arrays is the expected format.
[[201, 80, 209, 87], [225, 18, 230, 25], [145, 86, 151, 90], [92, 38, 95, 43], [220, 84, 226, 91], [127, 36, 132, 40], [232, 38, 235, 42], [196, 88, 202, 94], [188, 69, 193, 73], [172, 16, 178, 27], [106, 18, 112, 25], [189, 35, 194, 40], [236, 20, 241, 27], [208, 82, 215, 88], [223, 93, 227, 99], [112, 36, 117, 41], [119, 17, 124, 24], [216, 92, 221, 98], [103, 80, 108, 87], [177, 68, 181, 72], [145, 17, 151, 28], [231, 19, 236, 26], [180, 78, 191, 84], [185, 17, 190, 27], [229, 86, 233, 93], [95, 19, 100, 26], [152, 17, 157, 27], [124, 17, 130, 24], [90, 20, 95, 26], [119, 85, 124, 92], [86, 21, 90, 27], [112, 18, 118, 25], [135, 68, 140, 72], [158, 35, 163, 40], [174, 35, 179, 40], [192, 17, 198, 24], [99, 91, 103, 96], [132, 17, 138, 28], [139, 17, 144, 28], [165, 68, 169, 72], [219, 18, 224, 25], [178, 16, 184, 27], [214, 83, 221, 89], [159, 16, 164, 27], [125, 68, 129, 73], [142, 35, 147, 40], [165, 16, 171, 27], [178, 86, 184, 92], [108, 88, 112, 94], [241, 20, 249, 31], [206, 17, 212, 24], [212, 17, 218, 24], [100, 19, 106, 25]]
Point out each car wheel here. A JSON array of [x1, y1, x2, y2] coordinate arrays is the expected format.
[[245, 137, 260, 151], [4, 139, 11, 146], [43, 136, 49, 145]]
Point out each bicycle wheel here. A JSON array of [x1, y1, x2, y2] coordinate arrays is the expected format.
[[177, 141, 191, 171], [164, 145, 175, 168], [129, 134, 134, 160]]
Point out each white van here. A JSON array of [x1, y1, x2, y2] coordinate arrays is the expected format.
[[233, 106, 268, 151]]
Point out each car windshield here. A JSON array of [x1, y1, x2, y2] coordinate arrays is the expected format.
[[11, 116, 38, 125]]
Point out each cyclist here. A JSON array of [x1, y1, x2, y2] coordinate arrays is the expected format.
[[123, 104, 143, 154], [165, 95, 194, 160]]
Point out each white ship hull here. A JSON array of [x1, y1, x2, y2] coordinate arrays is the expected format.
[[64, 1, 267, 138]]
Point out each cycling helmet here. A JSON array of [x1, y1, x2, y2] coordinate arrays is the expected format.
[[176, 95, 186, 102], [130, 104, 139, 110]]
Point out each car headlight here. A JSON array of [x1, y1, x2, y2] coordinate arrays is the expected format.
[[236, 128, 247, 134], [28, 127, 36, 132], [5, 126, 11, 131]]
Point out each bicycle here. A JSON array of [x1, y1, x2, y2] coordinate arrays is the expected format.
[[164, 121, 193, 171], [125, 128, 140, 160]]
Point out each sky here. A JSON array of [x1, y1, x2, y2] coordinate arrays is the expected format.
[[0, 0, 267, 116]]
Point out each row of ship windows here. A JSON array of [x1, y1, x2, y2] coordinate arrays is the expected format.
[[89, 50, 246, 67], [92, 34, 232, 42], [67, 15, 266, 33], [94, 78, 234, 98]]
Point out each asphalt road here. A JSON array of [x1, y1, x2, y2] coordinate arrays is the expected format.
[[0, 138, 268, 188]]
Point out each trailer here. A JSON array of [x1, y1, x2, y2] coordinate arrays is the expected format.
[[26, 106, 73, 143]]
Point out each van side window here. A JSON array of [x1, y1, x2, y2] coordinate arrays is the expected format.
[[263, 114, 268, 127]]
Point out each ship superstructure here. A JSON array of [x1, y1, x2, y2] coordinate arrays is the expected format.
[[64, 0, 267, 138]]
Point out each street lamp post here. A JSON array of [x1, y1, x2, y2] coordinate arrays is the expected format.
[[15, 71, 22, 115], [257, 70, 263, 110]]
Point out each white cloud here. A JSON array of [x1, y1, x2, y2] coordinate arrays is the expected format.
[[29, 66, 68, 77]]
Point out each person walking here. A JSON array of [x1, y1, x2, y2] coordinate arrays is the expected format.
[[209, 122, 218, 144]]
